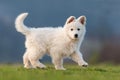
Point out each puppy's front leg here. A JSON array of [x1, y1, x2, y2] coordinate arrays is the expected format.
[[70, 51, 88, 67]]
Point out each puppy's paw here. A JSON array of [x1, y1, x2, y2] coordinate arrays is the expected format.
[[24, 65, 33, 69], [55, 66, 66, 70], [37, 64, 47, 69], [56, 67, 66, 70], [82, 62, 88, 67], [79, 61, 88, 67]]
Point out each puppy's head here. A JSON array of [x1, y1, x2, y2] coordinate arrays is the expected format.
[[64, 16, 86, 40]]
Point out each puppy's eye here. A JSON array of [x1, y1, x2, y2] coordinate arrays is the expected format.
[[71, 28, 73, 31], [77, 28, 80, 31]]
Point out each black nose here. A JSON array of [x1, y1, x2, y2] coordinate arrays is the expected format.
[[74, 34, 78, 38]]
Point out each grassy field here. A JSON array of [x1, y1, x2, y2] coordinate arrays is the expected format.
[[0, 64, 120, 80]]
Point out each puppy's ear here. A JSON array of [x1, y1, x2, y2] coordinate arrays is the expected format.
[[77, 16, 86, 25], [65, 16, 76, 24]]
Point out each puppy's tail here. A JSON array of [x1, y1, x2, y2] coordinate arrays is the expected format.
[[15, 13, 30, 35]]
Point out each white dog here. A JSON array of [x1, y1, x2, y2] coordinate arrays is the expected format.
[[15, 13, 88, 70]]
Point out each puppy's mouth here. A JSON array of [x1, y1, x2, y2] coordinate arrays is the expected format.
[[74, 37, 79, 40]]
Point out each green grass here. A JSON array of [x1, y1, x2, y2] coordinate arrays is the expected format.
[[0, 64, 120, 80]]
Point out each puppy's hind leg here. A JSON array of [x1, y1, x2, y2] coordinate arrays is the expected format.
[[23, 51, 32, 69], [29, 49, 46, 69]]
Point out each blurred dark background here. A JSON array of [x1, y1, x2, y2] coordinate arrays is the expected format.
[[0, 0, 120, 64]]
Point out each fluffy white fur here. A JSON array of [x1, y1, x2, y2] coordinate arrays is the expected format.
[[15, 13, 88, 70]]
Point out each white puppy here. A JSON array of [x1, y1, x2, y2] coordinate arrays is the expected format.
[[15, 13, 88, 70]]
